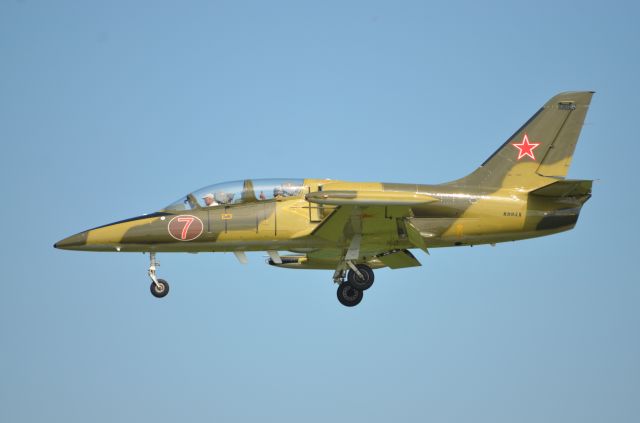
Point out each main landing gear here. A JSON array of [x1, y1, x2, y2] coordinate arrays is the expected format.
[[334, 263, 375, 307], [148, 252, 169, 298], [143, 252, 375, 305]]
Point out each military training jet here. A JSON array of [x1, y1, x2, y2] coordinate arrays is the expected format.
[[55, 91, 594, 307]]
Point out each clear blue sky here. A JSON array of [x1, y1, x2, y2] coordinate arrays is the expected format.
[[1, 1, 638, 422]]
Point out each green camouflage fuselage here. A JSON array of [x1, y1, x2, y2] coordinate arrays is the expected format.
[[55, 177, 590, 266], [55, 91, 594, 272]]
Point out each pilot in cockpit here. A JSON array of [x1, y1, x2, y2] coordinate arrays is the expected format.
[[282, 182, 299, 197], [202, 193, 219, 207]]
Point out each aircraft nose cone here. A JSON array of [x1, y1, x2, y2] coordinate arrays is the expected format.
[[54, 232, 88, 250]]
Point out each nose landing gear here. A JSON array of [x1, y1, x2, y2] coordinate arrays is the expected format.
[[150, 278, 169, 298], [148, 252, 170, 298]]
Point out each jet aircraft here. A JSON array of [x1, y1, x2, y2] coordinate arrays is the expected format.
[[55, 92, 594, 306]]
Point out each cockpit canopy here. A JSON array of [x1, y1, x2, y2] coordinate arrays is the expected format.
[[164, 178, 305, 211]]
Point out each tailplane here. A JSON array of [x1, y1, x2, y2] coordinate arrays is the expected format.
[[447, 91, 594, 190]]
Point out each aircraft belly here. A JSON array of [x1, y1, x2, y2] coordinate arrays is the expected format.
[[409, 217, 460, 238], [411, 213, 526, 245]]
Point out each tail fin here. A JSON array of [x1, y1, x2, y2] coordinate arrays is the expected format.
[[447, 91, 594, 189]]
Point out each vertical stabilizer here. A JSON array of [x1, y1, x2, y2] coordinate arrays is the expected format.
[[447, 91, 593, 190]]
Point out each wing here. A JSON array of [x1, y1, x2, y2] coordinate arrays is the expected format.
[[306, 190, 436, 267]]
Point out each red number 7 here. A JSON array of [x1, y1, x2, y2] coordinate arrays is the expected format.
[[177, 217, 195, 240]]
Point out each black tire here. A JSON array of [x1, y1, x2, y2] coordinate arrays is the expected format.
[[150, 279, 170, 298], [337, 283, 363, 307], [347, 264, 374, 290]]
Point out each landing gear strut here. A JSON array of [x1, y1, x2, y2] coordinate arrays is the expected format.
[[148, 252, 169, 298]]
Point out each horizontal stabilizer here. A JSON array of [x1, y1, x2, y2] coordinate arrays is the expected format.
[[377, 250, 422, 269], [530, 179, 592, 197], [306, 190, 438, 206]]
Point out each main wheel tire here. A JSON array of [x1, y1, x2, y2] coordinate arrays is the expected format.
[[150, 279, 170, 298], [337, 283, 363, 307], [347, 264, 374, 291]]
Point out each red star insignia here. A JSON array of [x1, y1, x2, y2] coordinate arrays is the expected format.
[[512, 133, 541, 160]]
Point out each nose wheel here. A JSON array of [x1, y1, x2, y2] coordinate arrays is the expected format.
[[150, 278, 170, 298], [148, 252, 170, 298]]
